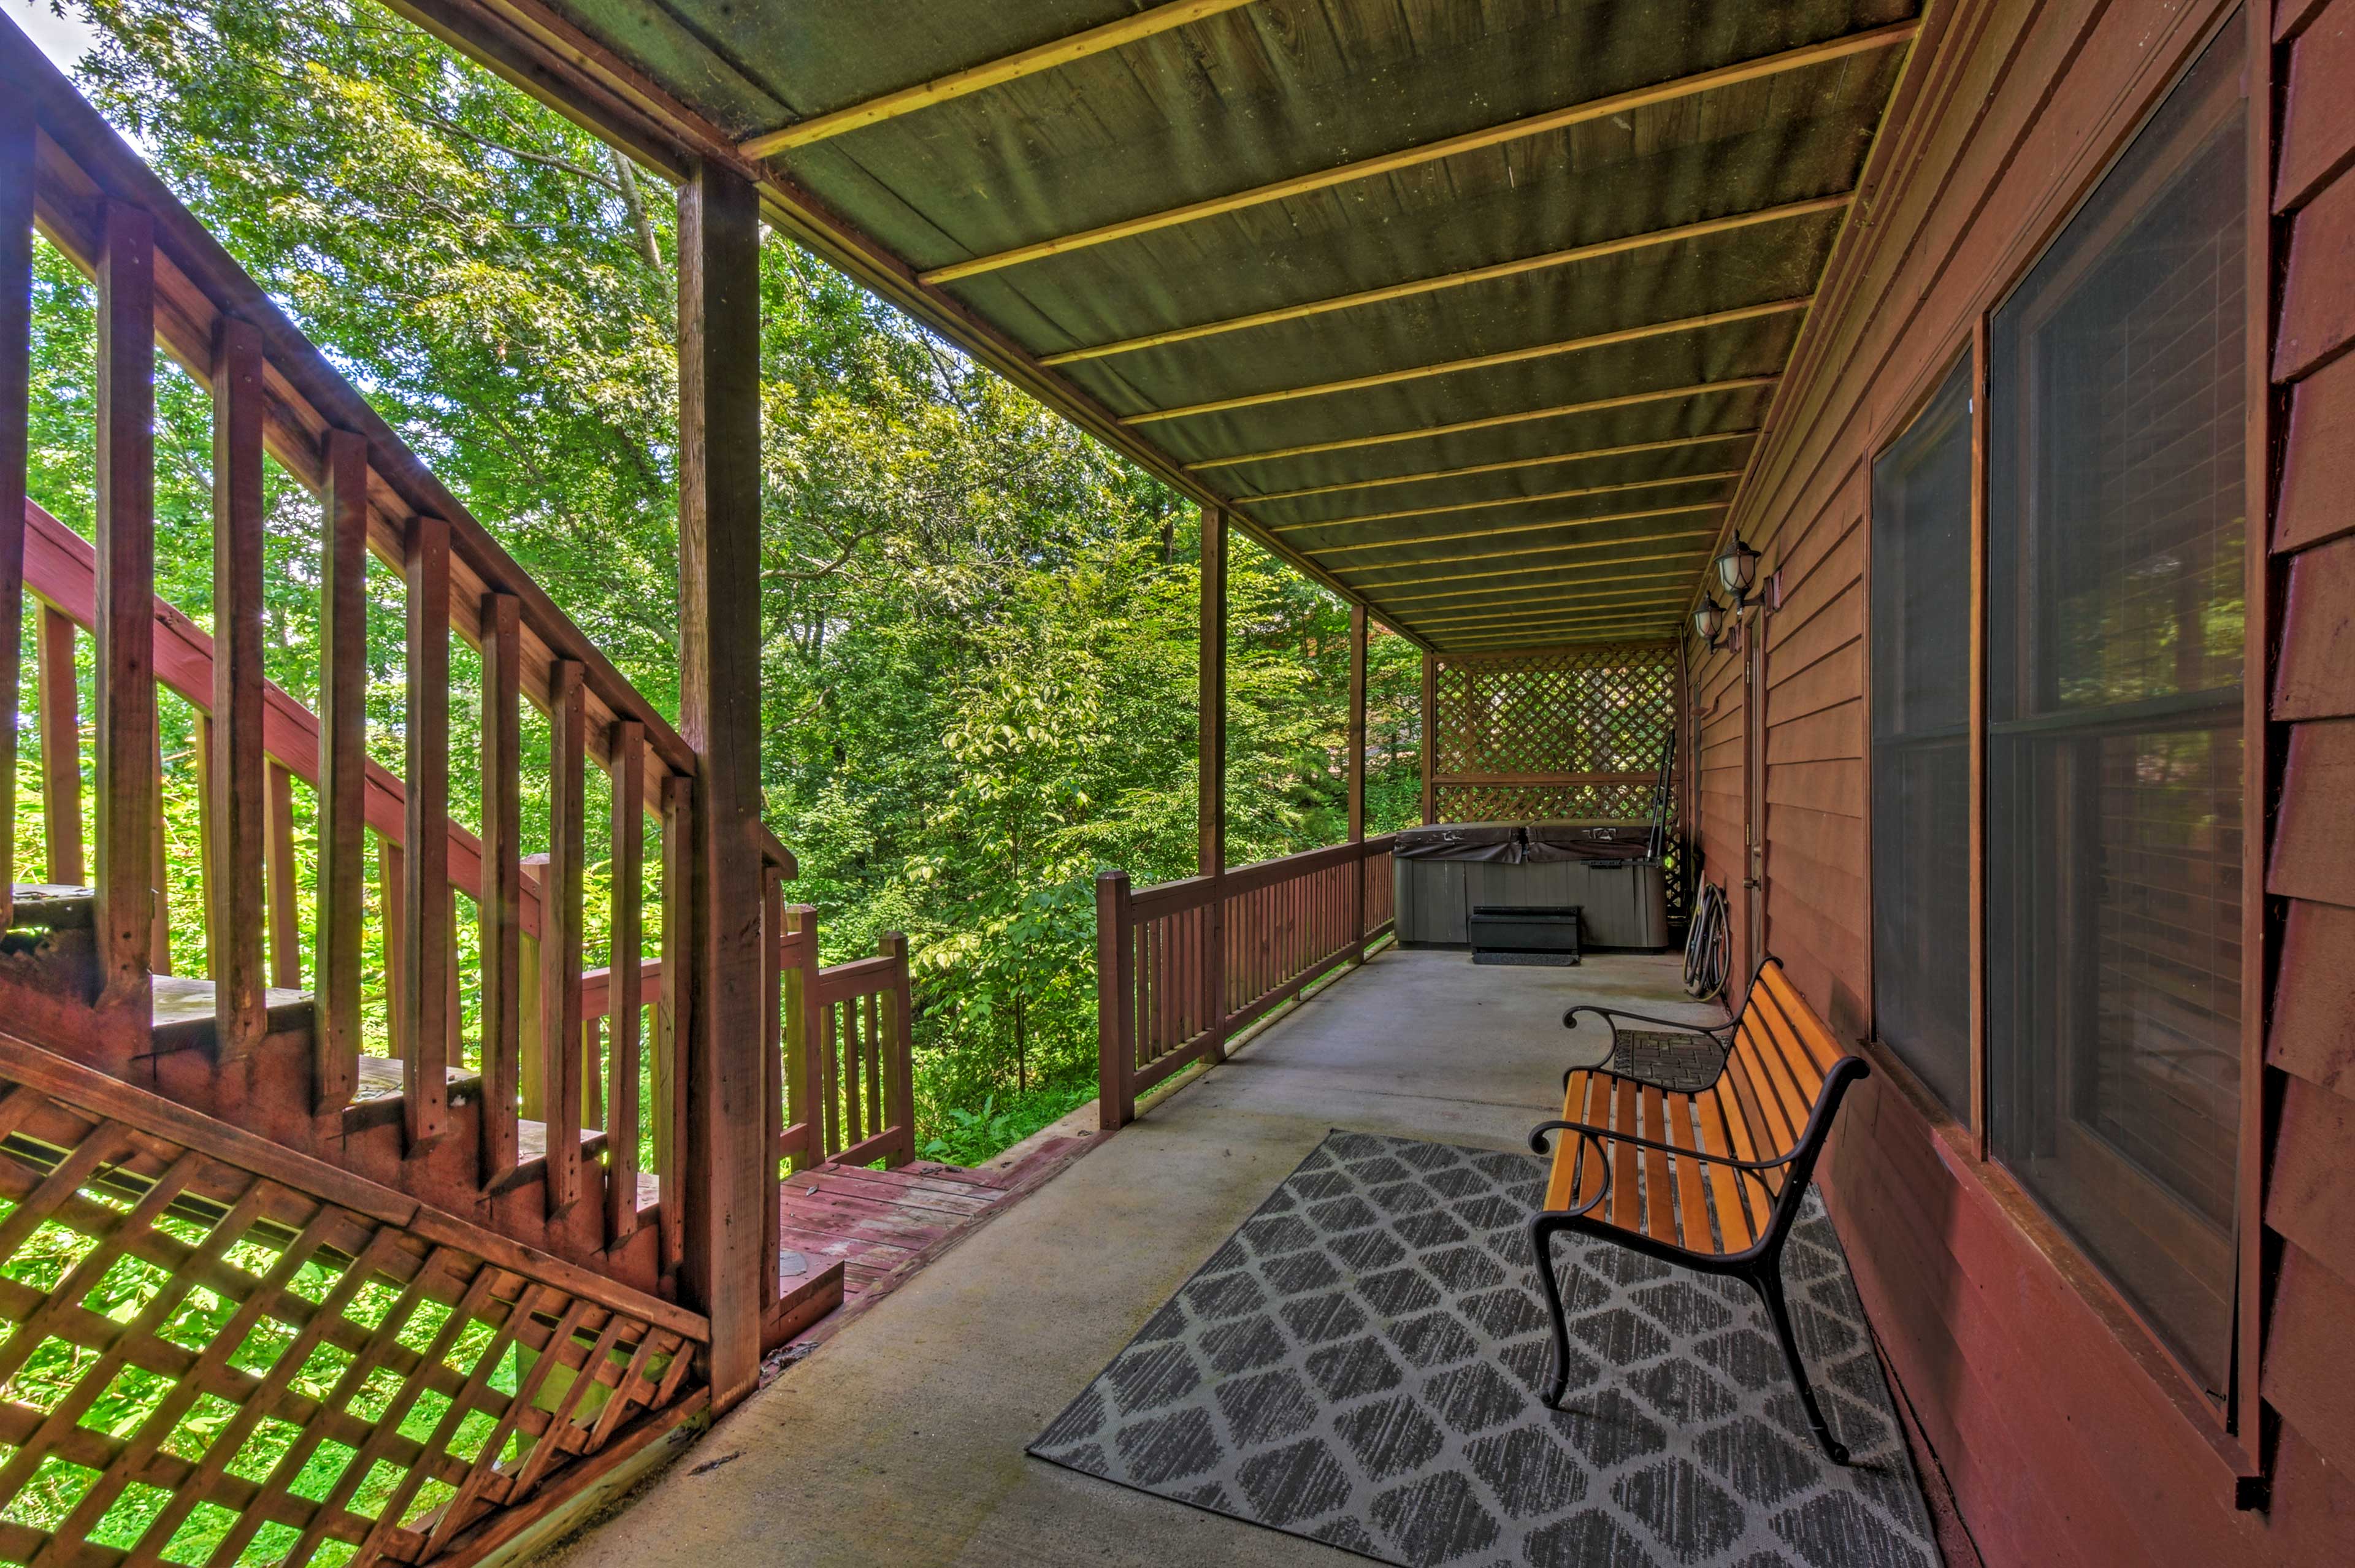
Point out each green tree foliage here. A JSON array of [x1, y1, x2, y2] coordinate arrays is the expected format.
[[23, 0, 1423, 1159]]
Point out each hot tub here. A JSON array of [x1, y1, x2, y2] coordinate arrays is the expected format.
[[1393, 820, 1669, 950]]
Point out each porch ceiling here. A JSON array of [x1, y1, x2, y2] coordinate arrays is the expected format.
[[406, 0, 1921, 651]]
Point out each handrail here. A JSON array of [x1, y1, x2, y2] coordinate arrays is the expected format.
[[1097, 834, 1398, 1129], [19, 497, 544, 936]]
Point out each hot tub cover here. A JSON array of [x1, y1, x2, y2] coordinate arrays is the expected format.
[[1392, 822, 1525, 863], [1522, 820, 1656, 862]]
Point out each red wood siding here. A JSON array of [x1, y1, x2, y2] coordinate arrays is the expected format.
[[1683, 0, 2355, 1559]]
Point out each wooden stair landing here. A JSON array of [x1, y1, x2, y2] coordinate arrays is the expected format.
[[771, 1132, 1095, 1358]]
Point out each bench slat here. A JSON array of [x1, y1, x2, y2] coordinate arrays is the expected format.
[[1733, 1018, 1807, 1153], [1761, 962, 1845, 1077], [1610, 1075, 1642, 1233], [1690, 1086, 1757, 1248], [1637, 1085, 1678, 1247], [1660, 1091, 1717, 1252], [1752, 982, 1829, 1104]]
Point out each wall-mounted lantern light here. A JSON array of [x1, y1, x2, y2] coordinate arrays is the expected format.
[[1714, 534, 1764, 600], [1691, 598, 1725, 648]]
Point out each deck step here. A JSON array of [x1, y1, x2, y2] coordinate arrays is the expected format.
[[6, 884, 93, 930]]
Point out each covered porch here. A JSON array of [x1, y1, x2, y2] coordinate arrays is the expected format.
[[543, 948, 1937, 1568]]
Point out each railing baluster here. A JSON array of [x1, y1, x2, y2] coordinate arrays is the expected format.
[[477, 591, 522, 1182], [864, 987, 883, 1141], [401, 513, 451, 1144], [264, 762, 299, 990], [36, 606, 80, 885], [542, 659, 586, 1215], [314, 430, 367, 1111], [93, 199, 155, 1044], [607, 718, 645, 1244], [785, 903, 821, 1173], [378, 836, 405, 1058], [879, 932, 914, 1166], [0, 95, 28, 930], [145, 725, 167, 973], [214, 313, 273, 1045], [759, 863, 781, 1312], [656, 774, 691, 1279]]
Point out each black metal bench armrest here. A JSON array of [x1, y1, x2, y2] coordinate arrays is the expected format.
[[1561, 1006, 1734, 1093], [1526, 1122, 1613, 1220], [1562, 1004, 1736, 1039]]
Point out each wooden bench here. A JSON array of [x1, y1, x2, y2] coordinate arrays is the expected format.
[[1528, 956, 1869, 1463]]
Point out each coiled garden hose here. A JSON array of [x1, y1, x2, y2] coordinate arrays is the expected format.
[[1684, 879, 1731, 1001]]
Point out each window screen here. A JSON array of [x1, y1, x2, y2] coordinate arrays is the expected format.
[[1871, 358, 1973, 1117], [1986, 20, 2245, 1398]]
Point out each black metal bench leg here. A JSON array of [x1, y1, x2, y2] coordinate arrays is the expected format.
[[1745, 1262, 1850, 1466], [1528, 1215, 1584, 1409]]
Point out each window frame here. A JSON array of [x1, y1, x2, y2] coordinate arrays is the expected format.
[[1851, 0, 2271, 1470]]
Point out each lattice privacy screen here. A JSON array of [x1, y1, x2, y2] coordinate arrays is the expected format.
[[0, 1072, 699, 1568], [1431, 641, 1686, 925]]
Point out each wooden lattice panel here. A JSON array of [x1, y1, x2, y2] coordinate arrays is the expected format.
[[1432, 643, 1677, 779], [1431, 642, 1686, 926], [0, 1047, 702, 1568]]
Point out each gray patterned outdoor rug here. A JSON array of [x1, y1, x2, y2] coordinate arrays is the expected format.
[[1029, 1130, 1936, 1568]]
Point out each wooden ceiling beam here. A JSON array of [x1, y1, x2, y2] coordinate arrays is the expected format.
[[1349, 543, 1712, 592], [1439, 621, 1677, 649], [740, 0, 1258, 157], [1409, 591, 1694, 629], [1365, 564, 1702, 610], [1126, 297, 1809, 424], [1042, 194, 1849, 365], [1246, 429, 1760, 502], [1186, 376, 1777, 470], [1274, 474, 1739, 535], [920, 19, 1918, 283], [1330, 519, 1721, 576]]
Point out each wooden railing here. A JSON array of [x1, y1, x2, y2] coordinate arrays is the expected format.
[[0, 15, 738, 1292], [1095, 834, 1397, 1129]]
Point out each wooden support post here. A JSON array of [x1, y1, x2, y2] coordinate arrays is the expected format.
[[1198, 503, 1227, 1063], [147, 727, 167, 975], [759, 869, 782, 1315], [1347, 603, 1367, 952], [1096, 870, 1134, 1131], [378, 837, 404, 1057], [402, 513, 451, 1146], [0, 95, 28, 931], [94, 201, 155, 1042], [542, 659, 586, 1218], [478, 593, 523, 1181], [782, 903, 821, 1174], [208, 315, 266, 1052], [606, 717, 646, 1244], [264, 763, 299, 991], [676, 158, 765, 1410], [37, 606, 80, 885], [1419, 650, 1437, 825], [517, 853, 546, 1115], [878, 931, 916, 1166], [654, 776, 689, 1281], [315, 432, 367, 1111]]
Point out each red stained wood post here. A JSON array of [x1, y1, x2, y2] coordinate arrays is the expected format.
[[1198, 503, 1228, 1065], [0, 95, 29, 931], [207, 312, 270, 1057], [676, 158, 767, 1410], [605, 717, 646, 1244], [542, 659, 587, 1218], [781, 903, 821, 1173], [477, 592, 524, 1179], [1095, 869, 1134, 1131], [93, 200, 155, 1050], [879, 931, 916, 1166], [1347, 603, 1367, 954], [37, 606, 81, 885], [264, 763, 300, 991], [402, 513, 452, 1146], [1419, 649, 1437, 825], [314, 430, 368, 1112]]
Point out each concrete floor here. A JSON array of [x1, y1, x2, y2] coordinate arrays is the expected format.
[[543, 947, 1725, 1568]]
